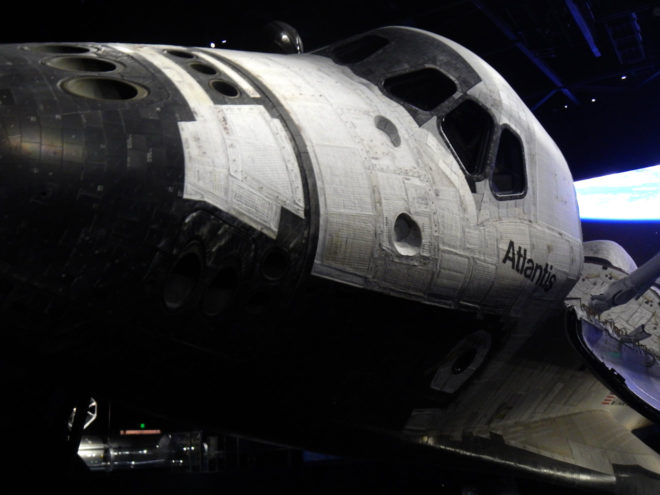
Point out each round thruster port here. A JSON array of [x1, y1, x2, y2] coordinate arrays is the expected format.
[[61, 77, 148, 101], [162, 250, 203, 311], [28, 44, 90, 54], [210, 80, 240, 98], [261, 248, 290, 281], [201, 266, 239, 317], [164, 49, 194, 59], [190, 62, 217, 75], [45, 56, 118, 72], [393, 213, 422, 256]]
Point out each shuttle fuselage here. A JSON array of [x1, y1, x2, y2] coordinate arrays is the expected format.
[[3, 27, 659, 493]]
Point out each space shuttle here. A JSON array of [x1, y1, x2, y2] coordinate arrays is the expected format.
[[1, 25, 660, 492]]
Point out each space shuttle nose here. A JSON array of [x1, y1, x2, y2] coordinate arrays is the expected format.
[[0, 42, 314, 343], [0, 42, 176, 310]]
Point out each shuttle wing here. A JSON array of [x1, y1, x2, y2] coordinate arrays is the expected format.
[[565, 242, 660, 422], [402, 247, 660, 493], [405, 409, 660, 493]]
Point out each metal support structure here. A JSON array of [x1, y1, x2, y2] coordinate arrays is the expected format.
[[565, 0, 601, 57], [605, 12, 645, 65], [641, 68, 660, 86], [67, 395, 92, 471], [591, 250, 660, 314], [531, 89, 558, 111], [472, 0, 579, 104]]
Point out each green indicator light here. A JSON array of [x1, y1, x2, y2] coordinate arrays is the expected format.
[[140, 423, 145, 429]]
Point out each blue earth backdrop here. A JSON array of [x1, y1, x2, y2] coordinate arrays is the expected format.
[[575, 164, 660, 266]]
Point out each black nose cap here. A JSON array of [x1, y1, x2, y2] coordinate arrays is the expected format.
[[0, 47, 90, 274], [0, 84, 35, 266], [0, 108, 73, 274]]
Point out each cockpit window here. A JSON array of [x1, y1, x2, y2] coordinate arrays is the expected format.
[[332, 35, 389, 64], [440, 100, 493, 176], [491, 128, 526, 197], [383, 68, 456, 111]]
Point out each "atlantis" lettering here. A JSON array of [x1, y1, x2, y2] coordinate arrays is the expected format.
[[502, 240, 556, 292]]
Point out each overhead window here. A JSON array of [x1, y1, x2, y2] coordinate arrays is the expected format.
[[383, 68, 456, 111], [491, 128, 526, 196], [440, 100, 493, 176], [332, 35, 389, 64]]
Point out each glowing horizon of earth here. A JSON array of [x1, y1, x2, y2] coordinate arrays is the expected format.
[[574, 164, 660, 221]]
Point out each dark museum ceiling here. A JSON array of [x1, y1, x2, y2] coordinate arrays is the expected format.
[[4, 0, 660, 181]]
